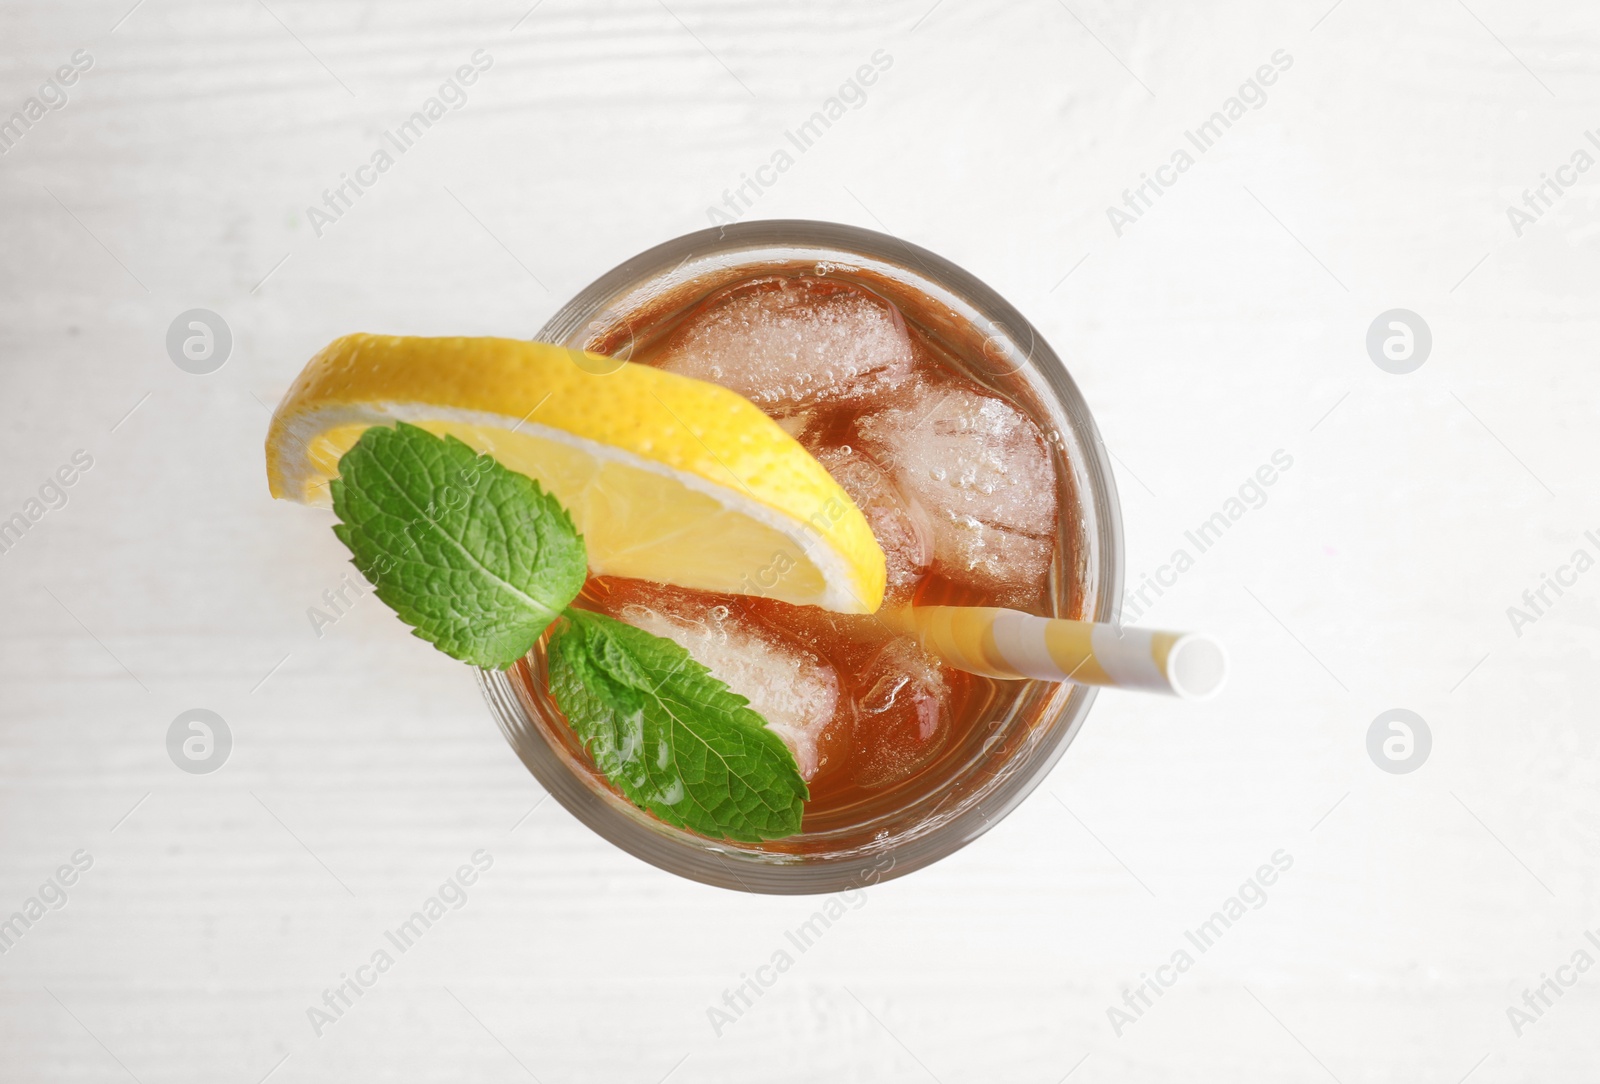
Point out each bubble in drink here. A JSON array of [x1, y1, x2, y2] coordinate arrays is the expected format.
[[654, 276, 916, 414], [853, 382, 1056, 606], [610, 592, 841, 781]]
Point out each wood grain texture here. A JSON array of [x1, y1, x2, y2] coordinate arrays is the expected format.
[[2, 0, 1599, 1080]]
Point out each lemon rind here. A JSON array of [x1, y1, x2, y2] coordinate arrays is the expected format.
[[269, 400, 877, 614]]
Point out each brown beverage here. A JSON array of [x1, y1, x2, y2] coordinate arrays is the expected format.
[[516, 266, 1072, 842]]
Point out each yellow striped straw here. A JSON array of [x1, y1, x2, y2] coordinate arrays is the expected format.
[[885, 606, 1227, 701]]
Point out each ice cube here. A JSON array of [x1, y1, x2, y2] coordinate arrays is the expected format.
[[850, 637, 950, 788], [811, 444, 932, 605], [610, 594, 840, 781], [773, 409, 816, 441], [853, 382, 1057, 605], [653, 276, 916, 414]]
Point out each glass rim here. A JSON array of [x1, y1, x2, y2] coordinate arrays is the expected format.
[[477, 219, 1125, 894]]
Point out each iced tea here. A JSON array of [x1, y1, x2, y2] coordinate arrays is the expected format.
[[523, 266, 1071, 840]]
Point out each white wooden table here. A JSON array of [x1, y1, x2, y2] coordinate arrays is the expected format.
[[2, 1, 1597, 1080]]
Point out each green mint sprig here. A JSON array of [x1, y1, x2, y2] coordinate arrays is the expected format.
[[548, 610, 807, 842], [329, 422, 587, 669], [329, 422, 807, 840]]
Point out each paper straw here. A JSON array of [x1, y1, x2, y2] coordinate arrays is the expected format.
[[886, 606, 1227, 700]]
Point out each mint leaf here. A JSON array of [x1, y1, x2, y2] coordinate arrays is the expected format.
[[547, 609, 807, 841], [327, 426, 809, 839], [329, 423, 586, 669]]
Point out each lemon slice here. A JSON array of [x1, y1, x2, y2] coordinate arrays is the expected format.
[[265, 334, 887, 613]]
